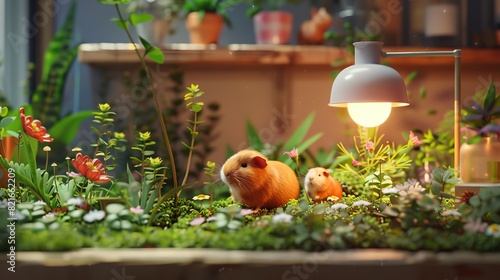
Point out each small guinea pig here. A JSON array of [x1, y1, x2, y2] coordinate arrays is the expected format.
[[220, 150, 300, 209], [304, 167, 343, 203]]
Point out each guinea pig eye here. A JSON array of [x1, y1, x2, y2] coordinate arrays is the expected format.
[[241, 163, 247, 168]]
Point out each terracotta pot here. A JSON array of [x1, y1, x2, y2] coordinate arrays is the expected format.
[[0, 136, 18, 187], [460, 136, 500, 183], [253, 11, 293, 45], [185, 12, 223, 44]]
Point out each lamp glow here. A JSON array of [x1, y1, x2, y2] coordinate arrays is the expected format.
[[347, 102, 392, 127]]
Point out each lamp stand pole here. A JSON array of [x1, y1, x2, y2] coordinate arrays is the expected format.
[[381, 50, 462, 171]]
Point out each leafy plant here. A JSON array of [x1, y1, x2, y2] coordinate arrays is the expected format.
[[429, 167, 459, 203], [30, 1, 80, 129], [461, 82, 500, 144], [336, 126, 414, 184], [183, 0, 241, 27], [459, 187, 500, 224]]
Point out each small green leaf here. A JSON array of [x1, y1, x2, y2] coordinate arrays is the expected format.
[[129, 13, 154, 26], [419, 87, 427, 99], [0, 107, 8, 117], [466, 135, 483, 144], [404, 71, 418, 84], [139, 36, 153, 52], [430, 181, 442, 195], [111, 18, 128, 29], [147, 48, 164, 64], [469, 196, 480, 207], [484, 82, 496, 111], [191, 104, 203, 112]]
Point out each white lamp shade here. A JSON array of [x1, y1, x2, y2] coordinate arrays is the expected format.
[[328, 41, 409, 127], [328, 63, 409, 107]]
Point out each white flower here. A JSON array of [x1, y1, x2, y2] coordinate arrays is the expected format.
[[486, 224, 500, 238], [67, 197, 84, 205], [395, 180, 425, 197], [272, 213, 293, 224], [83, 210, 106, 223], [43, 213, 55, 219], [352, 200, 372, 207], [34, 200, 47, 206], [330, 203, 349, 211], [382, 187, 399, 195], [441, 210, 462, 217]]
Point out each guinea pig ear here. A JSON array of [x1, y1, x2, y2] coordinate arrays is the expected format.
[[251, 156, 268, 169], [322, 171, 330, 177]]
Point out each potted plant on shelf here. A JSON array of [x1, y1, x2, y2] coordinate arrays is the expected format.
[[460, 82, 500, 184], [183, 0, 239, 44], [245, 0, 303, 44], [126, 0, 185, 46]]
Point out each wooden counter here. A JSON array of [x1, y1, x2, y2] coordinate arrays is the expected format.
[[6, 248, 499, 280]]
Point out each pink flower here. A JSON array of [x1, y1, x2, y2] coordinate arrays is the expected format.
[[352, 160, 361, 167], [464, 218, 488, 234], [130, 206, 144, 215], [189, 217, 206, 226], [409, 131, 422, 146], [206, 216, 217, 222], [283, 147, 299, 159], [239, 209, 254, 216], [365, 141, 374, 150]]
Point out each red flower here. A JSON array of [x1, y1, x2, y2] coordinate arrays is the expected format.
[[71, 153, 110, 183], [20, 107, 53, 142]]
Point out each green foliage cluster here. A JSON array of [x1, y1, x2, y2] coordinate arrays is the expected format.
[[459, 187, 500, 224], [10, 185, 500, 252], [228, 112, 323, 173], [461, 82, 500, 144]]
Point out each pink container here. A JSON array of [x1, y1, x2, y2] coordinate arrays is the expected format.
[[253, 11, 293, 45]]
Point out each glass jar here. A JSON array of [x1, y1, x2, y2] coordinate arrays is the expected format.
[[460, 136, 500, 183]]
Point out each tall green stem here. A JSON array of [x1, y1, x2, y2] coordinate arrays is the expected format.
[[181, 112, 198, 186], [114, 5, 178, 192]]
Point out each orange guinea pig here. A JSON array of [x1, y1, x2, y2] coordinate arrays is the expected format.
[[220, 150, 300, 210], [304, 167, 343, 203]]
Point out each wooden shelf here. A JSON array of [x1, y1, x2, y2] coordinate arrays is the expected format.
[[78, 43, 500, 67]]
